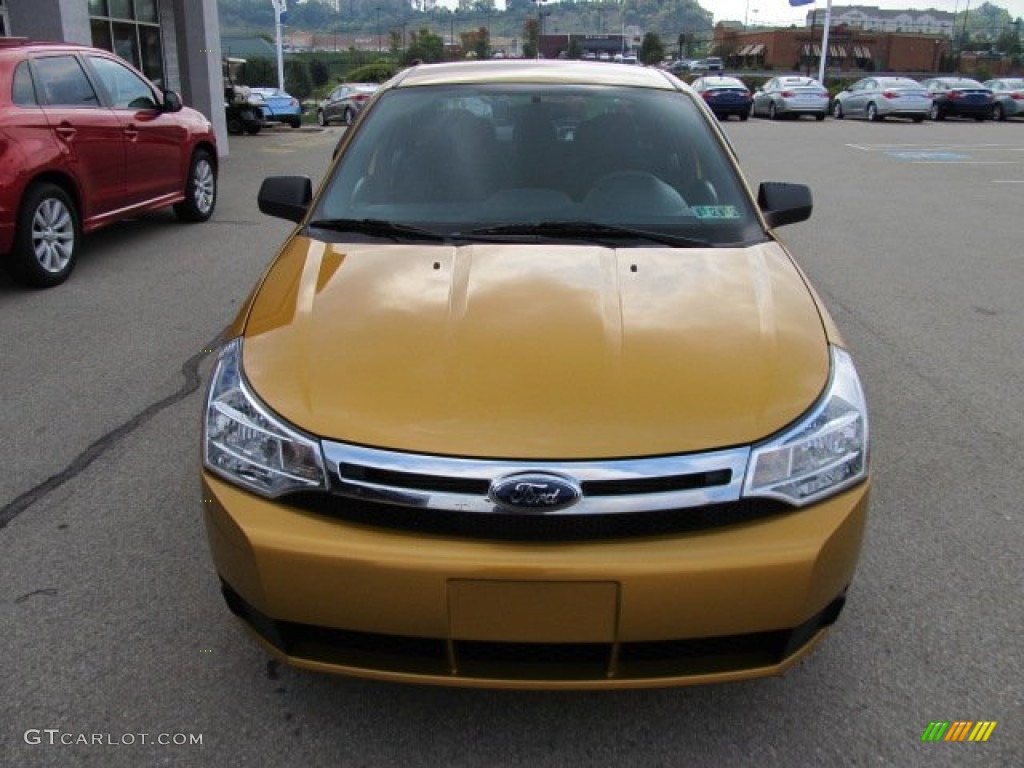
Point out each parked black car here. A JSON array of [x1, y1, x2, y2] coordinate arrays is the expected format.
[[920, 77, 994, 121]]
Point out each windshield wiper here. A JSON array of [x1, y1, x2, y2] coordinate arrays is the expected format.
[[307, 218, 448, 242], [459, 222, 711, 248]]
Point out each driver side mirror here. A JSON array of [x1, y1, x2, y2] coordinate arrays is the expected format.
[[163, 90, 183, 112], [258, 176, 313, 223], [758, 182, 813, 229]]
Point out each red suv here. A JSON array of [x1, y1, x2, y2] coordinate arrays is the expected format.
[[0, 38, 218, 287]]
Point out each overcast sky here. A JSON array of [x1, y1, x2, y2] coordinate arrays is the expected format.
[[706, 0, 1024, 29], [443, 1, 1024, 29]]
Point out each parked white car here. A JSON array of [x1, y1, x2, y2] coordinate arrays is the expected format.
[[832, 77, 932, 122], [752, 76, 829, 121], [982, 78, 1024, 120]]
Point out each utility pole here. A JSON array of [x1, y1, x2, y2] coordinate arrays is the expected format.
[[271, 0, 286, 92]]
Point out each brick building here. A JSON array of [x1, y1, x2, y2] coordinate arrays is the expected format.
[[714, 25, 951, 75]]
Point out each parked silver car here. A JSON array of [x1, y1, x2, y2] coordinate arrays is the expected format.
[[752, 76, 829, 120], [317, 82, 379, 127], [832, 77, 931, 122], [982, 78, 1024, 120]]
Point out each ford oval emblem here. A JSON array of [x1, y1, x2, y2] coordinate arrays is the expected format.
[[489, 473, 582, 513]]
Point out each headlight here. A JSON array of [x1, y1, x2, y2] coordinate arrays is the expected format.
[[743, 346, 869, 506], [203, 338, 327, 497]]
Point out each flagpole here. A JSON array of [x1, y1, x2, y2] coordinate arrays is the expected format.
[[818, 0, 832, 84]]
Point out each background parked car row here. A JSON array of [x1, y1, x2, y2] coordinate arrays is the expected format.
[[678, 68, 1024, 123]]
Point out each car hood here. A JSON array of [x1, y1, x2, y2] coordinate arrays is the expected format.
[[240, 238, 829, 459]]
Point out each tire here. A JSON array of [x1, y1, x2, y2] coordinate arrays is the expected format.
[[174, 149, 217, 223], [739, 110, 749, 121], [7, 182, 79, 288], [317, 109, 327, 127], [974, 114, 988, 122], [343, 107, 355, 127], [815, 112, 825, 121], [867, 103, 882, 122], [993, 104, 1005, 121], [245, 123, 261, 135], [226, 117, 243, 135], [832, 101, 844, 119], [288, 116, 301, 128], [929, 103, 944, 121], [769, 102, 778, 120], [912, 116, 924, 123]]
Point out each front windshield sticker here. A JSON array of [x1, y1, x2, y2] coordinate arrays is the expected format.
[[691, 206, 742, 220]]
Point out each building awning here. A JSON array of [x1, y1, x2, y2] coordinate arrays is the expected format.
[[750, 43, 765, 56], [737, 44, 753, 56], [855, 45, 872, 59]]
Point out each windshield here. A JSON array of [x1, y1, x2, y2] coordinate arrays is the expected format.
[[313, 83, 764, 246]]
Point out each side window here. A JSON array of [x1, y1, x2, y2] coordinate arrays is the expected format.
[[12, 61, 39, 107], [34, 56, 100, 108], [87, 55, 158, 110]]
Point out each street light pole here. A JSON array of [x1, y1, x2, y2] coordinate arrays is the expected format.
[[271, 0, 286, 92]]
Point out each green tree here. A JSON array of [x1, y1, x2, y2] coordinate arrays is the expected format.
[[309, 58, 329, 88], [522, 17, 539, 59], [285, 59, 313, 100], [461, 27, 491, 59], [568, 37, 583, 60], [241, 57, 275, 86], [404, 28, 445, 64], [639, 32, 665, 65]]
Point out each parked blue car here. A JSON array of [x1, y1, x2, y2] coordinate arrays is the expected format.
[[250, 87, 302, 128], [691, 76, 753, 121]]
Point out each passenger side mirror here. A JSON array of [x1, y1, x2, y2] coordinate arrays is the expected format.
[[162, 90, 183, 112], [258, 176, 313, 223], [758, 182, 812, 229]]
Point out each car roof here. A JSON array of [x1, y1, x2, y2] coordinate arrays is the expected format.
[[392, 60, 680, 91], [0, 38, 115, 58]]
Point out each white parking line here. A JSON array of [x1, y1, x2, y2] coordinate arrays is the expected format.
[[847, 143, 1024, 152]]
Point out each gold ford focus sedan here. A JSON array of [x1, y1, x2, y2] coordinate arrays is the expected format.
[[201, 60, 870, 689]]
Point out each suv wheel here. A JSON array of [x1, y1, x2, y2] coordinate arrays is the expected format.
[[8, 183, 79, 288], [174, 149, 217, 222]]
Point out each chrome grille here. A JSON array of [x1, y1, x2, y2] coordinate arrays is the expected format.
[[321, 441, 752, 516]]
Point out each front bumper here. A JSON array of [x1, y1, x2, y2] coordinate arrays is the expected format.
[[202, 472, 869, 688]]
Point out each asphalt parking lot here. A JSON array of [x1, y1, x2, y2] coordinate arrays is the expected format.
[[1, 117, 1022, 767]]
